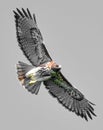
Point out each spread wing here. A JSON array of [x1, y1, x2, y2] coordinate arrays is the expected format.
[[44, 72, 96, 121], [13, 8, 52, 66]]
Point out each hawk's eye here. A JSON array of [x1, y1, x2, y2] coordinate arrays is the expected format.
[[56, 65, 59, 67]]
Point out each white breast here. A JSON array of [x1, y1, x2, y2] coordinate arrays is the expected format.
[[25, 67, 42, 77]]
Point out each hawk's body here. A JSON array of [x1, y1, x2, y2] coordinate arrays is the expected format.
[[14, 8, 96, 121]]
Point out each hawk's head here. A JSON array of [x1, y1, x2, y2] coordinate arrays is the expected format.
[[45, 61, 61, 71]]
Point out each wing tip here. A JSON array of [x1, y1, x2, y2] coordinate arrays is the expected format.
[[45, 80, 97, 121], [13, 8, 34, 20], [33, 13, 37, 24]]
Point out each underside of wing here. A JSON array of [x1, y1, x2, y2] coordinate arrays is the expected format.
[[44, 72, 96, 121], [13, 8, 52, 66]]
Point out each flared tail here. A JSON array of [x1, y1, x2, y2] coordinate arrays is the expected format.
[[16, 61, 41, 94]]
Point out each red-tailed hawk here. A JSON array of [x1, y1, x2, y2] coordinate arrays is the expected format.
[[13, 8, 96, 121]]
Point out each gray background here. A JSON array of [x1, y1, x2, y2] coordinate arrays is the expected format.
[[0, 0, 103, 130]]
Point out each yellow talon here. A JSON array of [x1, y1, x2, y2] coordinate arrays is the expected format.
[[29, 80, 36, 85], [28, 73, 37, 85], [28, 73, 33, 78]]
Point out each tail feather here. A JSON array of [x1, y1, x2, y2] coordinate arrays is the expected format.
[[16, 61, 41, 94], [31, 82, 41, 94], [25, 80, 41, 94]]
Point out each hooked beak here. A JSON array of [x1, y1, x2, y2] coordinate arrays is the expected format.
[[52, 65, 61, 71]]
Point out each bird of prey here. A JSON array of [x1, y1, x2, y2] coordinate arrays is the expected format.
[[13, 8, 96, 121]]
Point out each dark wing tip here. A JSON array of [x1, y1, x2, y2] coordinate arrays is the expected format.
[[13, 10, 19, 18], [27, 8, 32, 19], [33, 14, 37, 24], [84, 116, 88, 121], [88, 107, 97, 117], [82, 102, 96, 121], [22, 8, 29, 18], [16, 8, 24, 17], [13, 10, 16, 14], [86, 110, 93, 120], [67, 97, 96, 121], [89, 101, 96, 106], [13, 8, 33, 20]]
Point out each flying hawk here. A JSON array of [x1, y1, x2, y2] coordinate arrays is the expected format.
[[13, 8, 96, 121]]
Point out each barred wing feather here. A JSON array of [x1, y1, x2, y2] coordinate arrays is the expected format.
[[13, 8, 52, 66], [44, 72, 96, 121]]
